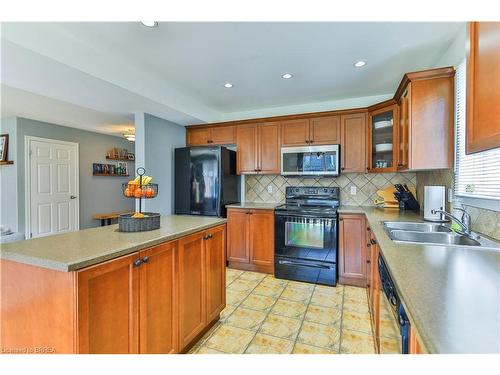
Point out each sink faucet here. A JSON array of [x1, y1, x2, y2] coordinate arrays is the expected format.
[[431, 208, 474, 238]]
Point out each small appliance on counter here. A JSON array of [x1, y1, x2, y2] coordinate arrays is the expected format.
[[373, 187, 400, 209], [394, 184, 420, 211], [423, 186, 447, 222]]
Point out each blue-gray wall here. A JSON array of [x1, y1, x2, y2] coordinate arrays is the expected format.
[[12, 117, 135, 233], [134, 113, 186, 215]]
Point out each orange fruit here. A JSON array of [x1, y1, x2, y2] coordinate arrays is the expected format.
[[134, 188, 143, 198], [146, 187, 154, 198], [124, 187, 131, 197]]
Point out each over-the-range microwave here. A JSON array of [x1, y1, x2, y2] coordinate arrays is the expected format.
[[281, 144, 340, 176]]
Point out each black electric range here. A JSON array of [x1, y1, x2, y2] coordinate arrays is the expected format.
[[274, 186, 340, 286]]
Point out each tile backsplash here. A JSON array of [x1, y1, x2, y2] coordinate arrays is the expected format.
[[416, 169, 500, 241], [245, 173, 416, 207]]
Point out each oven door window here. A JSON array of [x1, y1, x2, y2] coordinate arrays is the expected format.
[[285, 220, 324, 249]]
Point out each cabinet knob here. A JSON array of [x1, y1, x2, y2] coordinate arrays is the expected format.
[[309, 140, 314, 144], [208, 233, 213, 239], [133, 259, 142, 267], [142, 256, 150, 264], [341, 167, 345, 171], [398, 163, 403, 167], [367, 243, 371, 247], [203, 235, 209, 240], [367, 227, 371, 231], [370, 239, 376, 245], [367, 260, 371, 264]]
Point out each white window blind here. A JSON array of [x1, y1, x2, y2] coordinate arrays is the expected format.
[[454, 59, 500, 200]]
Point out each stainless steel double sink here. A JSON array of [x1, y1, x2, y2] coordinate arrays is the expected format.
[[382, 221, 483, 247]]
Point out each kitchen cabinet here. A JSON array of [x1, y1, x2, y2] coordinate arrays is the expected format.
[[187, 125, 236, 146], [139, 241, 178, 354], [227, 208, 274, 274], [338, 214, 367, 287], [236, 122, 280, 174], [178, 231, 206, 350], [281, 116, 340, 146], [368, 103, 399, 172], [77, 253, 140, 354], [340, 113, 367, 173], [394, 67, 455, 170], [466, 22, 500, 154], [205, 226, 226, 323]]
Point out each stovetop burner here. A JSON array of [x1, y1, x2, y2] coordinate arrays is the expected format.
[[275, 186, 340, 217]]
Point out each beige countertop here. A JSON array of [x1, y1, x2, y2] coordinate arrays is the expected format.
[[339, 205, 500, 354], [0, 215, 227, 272], [226, 202, 280, 210]]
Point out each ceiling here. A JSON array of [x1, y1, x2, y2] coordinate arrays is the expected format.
[[1, 22, 464, 135]]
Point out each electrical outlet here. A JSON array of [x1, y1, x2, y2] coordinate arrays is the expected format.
[[350, 186, 357, 195], [267, 185, 273, 194]]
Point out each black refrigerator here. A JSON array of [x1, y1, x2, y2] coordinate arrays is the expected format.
[[174, 146, 240, 217]]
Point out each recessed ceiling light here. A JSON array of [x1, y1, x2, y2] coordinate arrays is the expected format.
[[123, 130, 136, 142], [140, 21, 158, 28], [224, 82, 233, 88], [354, 60, 367, 68], [281, 73, 293, 79]]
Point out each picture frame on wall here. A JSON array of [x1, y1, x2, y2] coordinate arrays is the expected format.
[[0, 134, 9, 162]]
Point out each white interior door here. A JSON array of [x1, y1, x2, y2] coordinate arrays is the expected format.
[[27, 137, 79, 238]]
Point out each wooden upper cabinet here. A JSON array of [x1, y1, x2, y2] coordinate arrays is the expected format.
[[139, 242, 177, 354], [236, 123, 258, 174], [281, 119, 310, 146], [227, 208, 250, 263], [248, 209, 274, 269], [187, 127, 211, 146], [338, 214, 367, 287], [210, 126, 236, 145], [77, 253, 140, 354], [205, 225, 226, 323], [394, 67, 455, 170], [466, 22, 500, 154], [310, 116, 341, 145], [177, 231, 206, 351], [187, 125, 236, 146], [257, 122, 280, 174], [340, 112, 367, 173], [236, 122, 280, 175], [367, 103, 399, 173]]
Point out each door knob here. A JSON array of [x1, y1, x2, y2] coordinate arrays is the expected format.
[[70, 195, 77, 199]]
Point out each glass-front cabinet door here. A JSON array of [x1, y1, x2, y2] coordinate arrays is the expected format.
[[368, 104, 399, 172]]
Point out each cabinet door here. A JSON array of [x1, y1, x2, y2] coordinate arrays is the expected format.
[[210, 126, 236, 145], [397, 88, 410, 170], [281, 119, 310, 146], [466, 22, 500, 154], [227, 208, 249, 263], [187, 128, 211, 146], [368, 105, 399, 172], [340, 113, 367, 173], [236, 124, 258, 174], [178, 232, 206, 350], [310, 116, 341, 145], [139, 242, 177, 354], [205, 225, 226, 323], [248, 210, 274, 271], [338, 214, 367, 287], [258, 121, 281, 174], [77, 253, 139, 354]]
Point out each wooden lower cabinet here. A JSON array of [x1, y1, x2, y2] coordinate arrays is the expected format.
[[139, 241, 178, 354], [338, 214, 367, 287], [227, 208, 274, 274], [77, 253, 140, 354], [1, 225, 226, 354]]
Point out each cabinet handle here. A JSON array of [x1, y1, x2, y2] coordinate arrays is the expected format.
[[370, 239, 376, 245], [341, 167, 345, 171], [203, 234, 209, 240], [142, 256, 149, 264], [309, 140, 314, 144], [398, 163, 403, 167], [208, 233, 213, 239], [133, 259, 142, 267], [367, 260, 371, 264], [367, 227, 371, 231], [367, 243, 371, 247]]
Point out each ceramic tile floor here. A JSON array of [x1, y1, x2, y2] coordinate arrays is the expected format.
[[190, 268, 378, 354]]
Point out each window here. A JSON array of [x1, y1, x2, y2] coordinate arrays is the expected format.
[[454, 59, 500, 209]]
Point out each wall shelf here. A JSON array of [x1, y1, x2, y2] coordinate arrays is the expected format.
[[106, 156, 135, 162], [93, 173, 130, 177], [0, 161, 14, 165]]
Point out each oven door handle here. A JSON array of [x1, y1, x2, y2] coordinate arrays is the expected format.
[[277, 260, 335, 270]]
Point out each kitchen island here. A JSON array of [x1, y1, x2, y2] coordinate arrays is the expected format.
[[0, 215, 227, 354]]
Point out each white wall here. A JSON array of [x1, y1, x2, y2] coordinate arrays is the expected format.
[[433, 23, 466, 67], [134, 113, 186, 215], [0, 117, 18, 232]]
